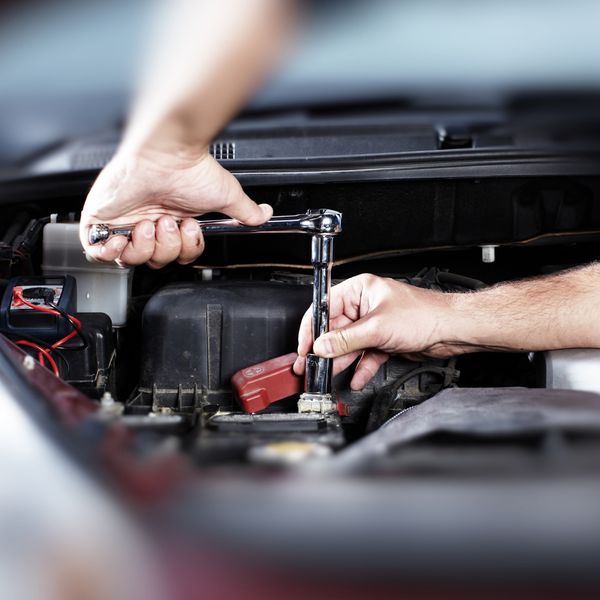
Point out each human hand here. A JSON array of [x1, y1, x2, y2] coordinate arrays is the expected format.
[[80, 148, 272, 268], [293, 274, 459, 390]]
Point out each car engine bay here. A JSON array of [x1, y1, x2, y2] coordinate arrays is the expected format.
[[3, 0, 600, 590], [3, 172, 600, 480], [1, 95, 600, 588]]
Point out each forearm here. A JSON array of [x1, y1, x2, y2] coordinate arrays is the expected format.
[[443, 263, 600, 354], [119, 0, 296, 159]]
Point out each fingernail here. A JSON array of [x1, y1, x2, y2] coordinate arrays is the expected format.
[[259, 204, 273, 219], [350, 378, 364, 391], [142, 222, 155, 238], [183, 221, 198, 236], [314, 336, 333, 357], [164, 218, 177, 232]]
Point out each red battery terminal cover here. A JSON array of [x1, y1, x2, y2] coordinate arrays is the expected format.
[[232, 353, 304, 414], [232, 353, 349, 416]]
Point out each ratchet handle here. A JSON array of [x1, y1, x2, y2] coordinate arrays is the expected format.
[[87, 209, 342, 245]]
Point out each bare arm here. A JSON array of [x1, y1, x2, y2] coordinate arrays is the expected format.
[[122, 0, 295, 157], [445, 263, 600, 354], [294, 264, 600, 390], [80, 0, 296, 267]]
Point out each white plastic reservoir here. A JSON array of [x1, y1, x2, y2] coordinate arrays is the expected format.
[[544, 349, 600, 394], [42, 222, 132, 326]]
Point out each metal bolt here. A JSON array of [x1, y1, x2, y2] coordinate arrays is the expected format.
[[101, 391, 114, 407], [23, 355, 35, 370], [99, 392, 124, 417], [480, 245, 498, 264]]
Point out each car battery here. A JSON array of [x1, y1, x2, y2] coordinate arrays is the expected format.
[[0, 275, 77, 342]]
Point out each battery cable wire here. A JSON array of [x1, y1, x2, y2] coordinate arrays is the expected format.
[[11, 289, 83, 377]]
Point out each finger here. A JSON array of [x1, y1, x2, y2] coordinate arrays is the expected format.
[[295, 305, 359, 377], [118, 220, 156, 266], [327, 275, 373, 322], [293, 350, 360, 379], [313, 315, 380, 358], [293, 354, 306, 376], [330, 313, 354, 332], [296, 277, 368, 361], [79, 212, 129, 263], [147, 216, 182, 269], [296, 307, 314, 359], [79, 217, 94, 256], [221, 173, 273, 225], [351, 351, 388, 390], [297, 308, 355, 361], [295, 274, 376, 372], [332, 351, 362, 376], [84, 235, 129, 263], [177, 218, 205, 264]]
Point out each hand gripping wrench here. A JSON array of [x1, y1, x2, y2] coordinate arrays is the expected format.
[[88, 209, 342, 413]]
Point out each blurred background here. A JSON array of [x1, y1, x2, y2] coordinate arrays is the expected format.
[[1, 0, 600, 166]]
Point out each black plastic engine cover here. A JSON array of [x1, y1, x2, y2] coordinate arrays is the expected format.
[[62, 312, 115, 399], [138, 281, 312, 409]]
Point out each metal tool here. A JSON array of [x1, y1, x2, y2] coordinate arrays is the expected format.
[[87, 211, 341, 245], [88, 209, 342, 413]]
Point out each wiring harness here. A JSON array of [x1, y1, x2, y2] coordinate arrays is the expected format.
[[10, 288, 85, 377]]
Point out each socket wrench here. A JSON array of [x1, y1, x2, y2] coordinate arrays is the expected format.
[[87, 209, 342, 412], [87, 211, 341, 245]]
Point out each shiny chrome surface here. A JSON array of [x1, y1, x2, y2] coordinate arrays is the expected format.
[[303, 352, 332, 398], [307, 234, 334, 397], [87, 209, 342, 245]]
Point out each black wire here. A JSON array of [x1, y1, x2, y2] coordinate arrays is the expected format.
[[48, 302, 88, 350], [0, 329, 70, 378]]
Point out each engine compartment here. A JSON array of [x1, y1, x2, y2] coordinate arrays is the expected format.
[[2, 174, 600, 478], [3, 170, 600, 592]]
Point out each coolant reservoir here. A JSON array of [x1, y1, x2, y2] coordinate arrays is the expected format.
[[42, 221, 132, 326], [544, 349, 600, 394]]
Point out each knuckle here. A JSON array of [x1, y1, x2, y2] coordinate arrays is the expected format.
[[177, 249, 201, 265], [333, 329, 351, 354], [364, 318, 383, 345], [158, 237, 181, 253], [383, 276, 401, 293], [123, 247, 153, 265], [359, 273, 380, 289], [360, 363, 377, 380], [160, 241, 181, 254], [164, 229, 182, 245], [152, 247, 178, 264]]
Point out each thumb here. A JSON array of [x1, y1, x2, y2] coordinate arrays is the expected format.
[[313, 317, 378, 358], [218, 166, 273, 225]]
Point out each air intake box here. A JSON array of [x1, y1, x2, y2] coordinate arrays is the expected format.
[[138, 281, 312, 410]]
